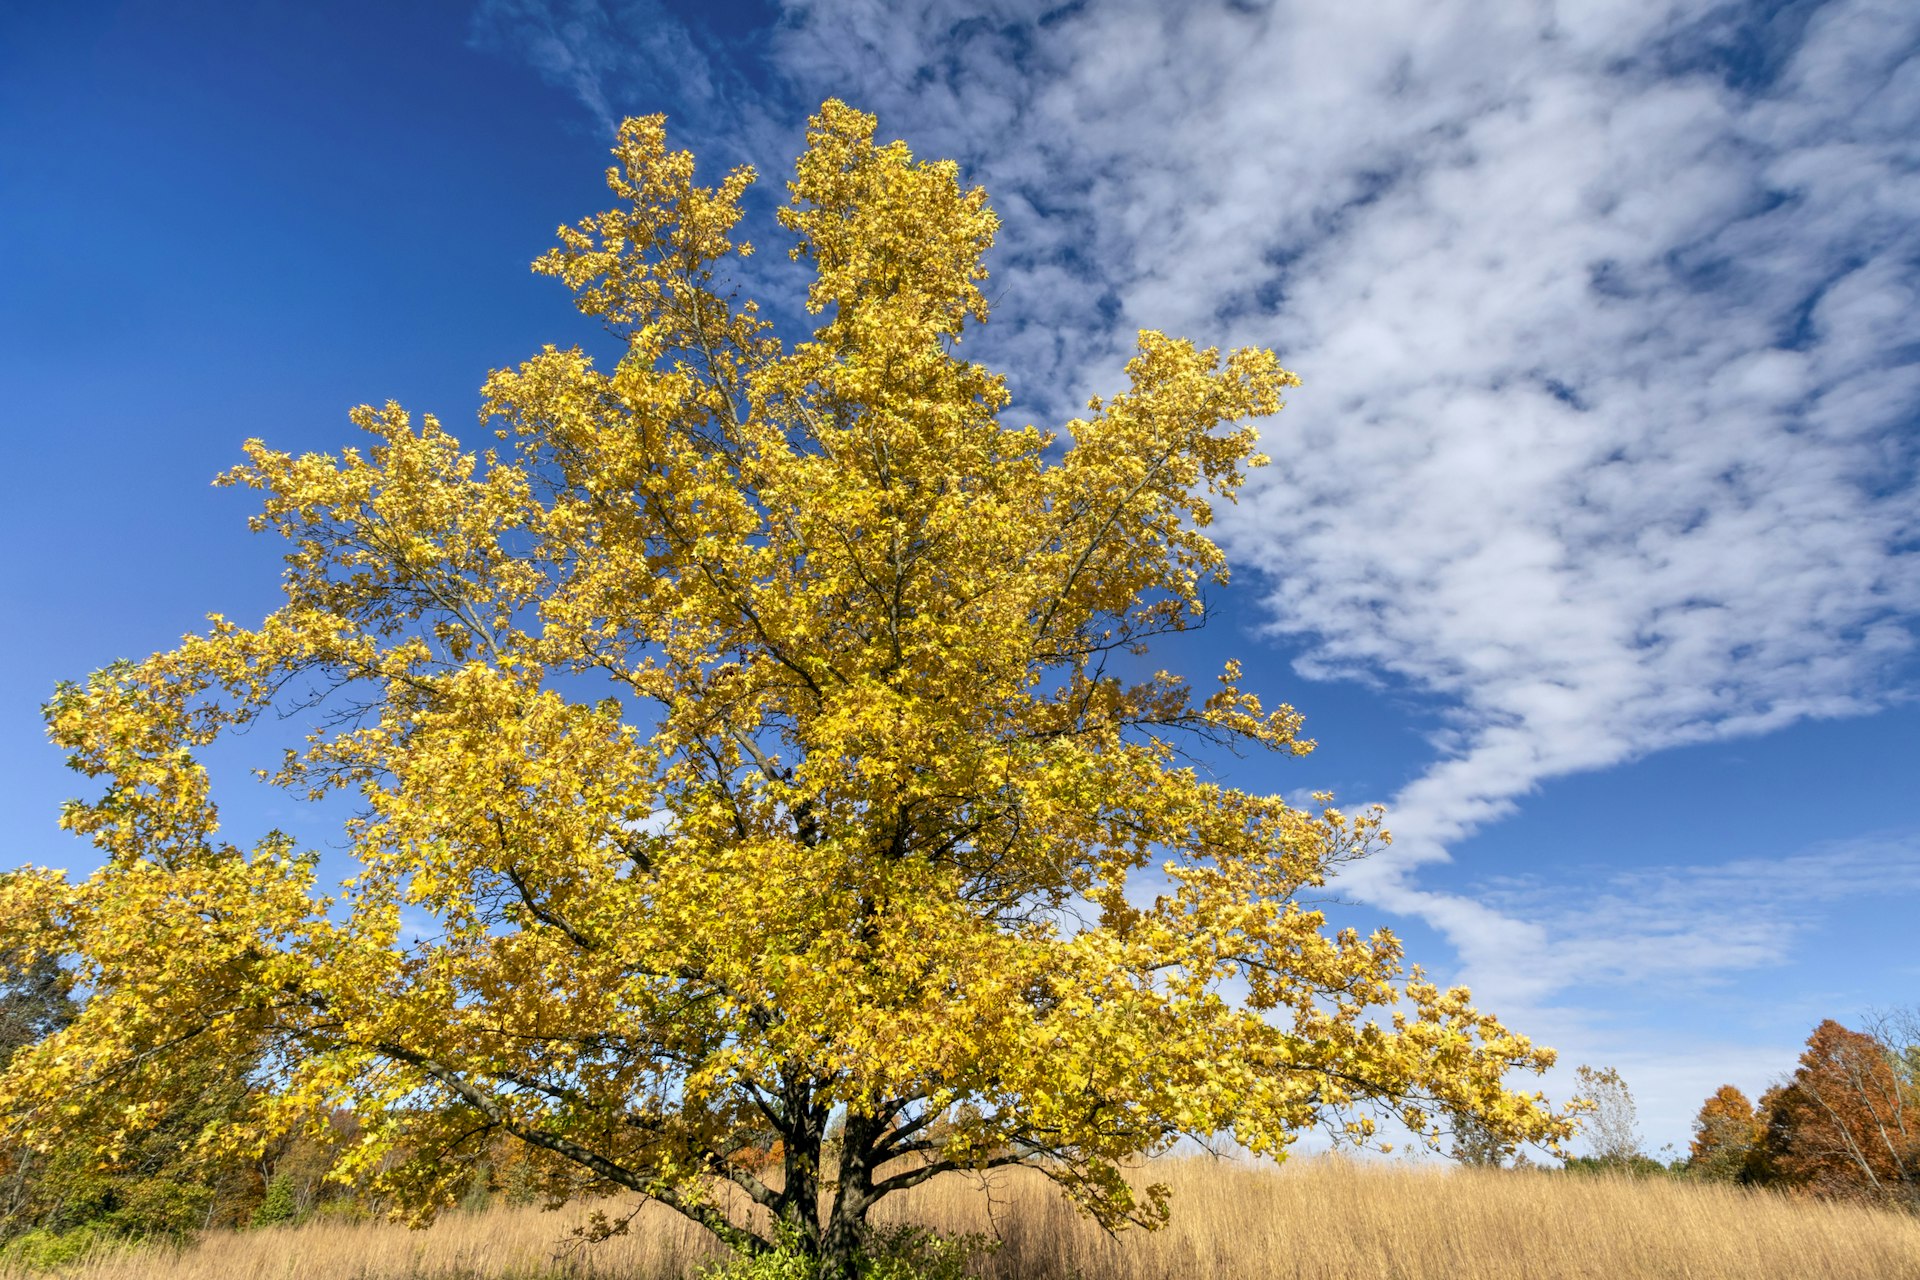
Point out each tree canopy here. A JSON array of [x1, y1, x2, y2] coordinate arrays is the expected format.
[[0, 102, 1569, 1276], [1686, 1084, 1761, 1182], [1755, 1019, 1918, 1205]]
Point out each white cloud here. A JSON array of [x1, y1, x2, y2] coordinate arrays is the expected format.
[[1467, 832, 1920, 1001], [770, 0, 1920, 1010], [475, 1, 1920, 1018]]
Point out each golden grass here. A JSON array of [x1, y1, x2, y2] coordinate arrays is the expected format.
[[13, 1157, 1920, 1280]]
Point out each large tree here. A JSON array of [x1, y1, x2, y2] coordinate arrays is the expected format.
[[1755, 1019, 1918, 1206], [0, 103, 1568, 1277]]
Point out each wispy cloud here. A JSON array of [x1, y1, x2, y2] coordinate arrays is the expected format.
[[473, 1, 1920, 1018], [1471, 832, 1920, 999], [1479, 829, 1920, 1146], [470, 0, 731, 139]]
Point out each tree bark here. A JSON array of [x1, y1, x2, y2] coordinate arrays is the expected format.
[[818, 1108, 882, 1280]]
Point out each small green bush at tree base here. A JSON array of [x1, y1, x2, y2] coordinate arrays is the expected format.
[[1447, 1112, 1519, 1168], [1, 1017, 263, 1242], [859, 1225, 995, 1280], [699, 1223, 995, 1280], [250, 1172, 299, 1228]]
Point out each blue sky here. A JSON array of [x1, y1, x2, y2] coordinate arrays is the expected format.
[[2, 0, 1917, 1157]]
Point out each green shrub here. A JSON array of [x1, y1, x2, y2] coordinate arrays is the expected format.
[[1560, 1153, 1682, 1178], [0, 1223, 120, 1270], [7, 1158, 213, 1244], [697, 1222, 995, 1280], [457, 1162, 493, 1214], [696, 1229, 821, 1280], [861, 1224, 995, 1280], [102, 1175, 214, 1239], [250, 1171, 299, 1228]]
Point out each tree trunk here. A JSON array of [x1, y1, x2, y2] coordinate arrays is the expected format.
[[818, 1109, 882, 1280], [778, 1138, 821, 1254]]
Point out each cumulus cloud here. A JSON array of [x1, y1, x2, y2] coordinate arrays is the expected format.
[[473, 0, 1920, 1011]]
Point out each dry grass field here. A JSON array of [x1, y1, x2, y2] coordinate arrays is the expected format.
[[9, 1157, 1918, 1280]]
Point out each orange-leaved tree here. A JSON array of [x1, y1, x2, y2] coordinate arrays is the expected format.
[[0, 102, 1571, 1278], [1687, 1084, 1762, 1182], [1756, 1020, 1918, 1206]]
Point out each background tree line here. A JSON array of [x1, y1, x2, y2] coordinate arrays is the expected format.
[[1486, 1014, 1919, 1210], [1684, 1013, 1919, 1208]]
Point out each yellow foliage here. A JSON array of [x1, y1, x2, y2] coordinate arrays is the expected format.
[[1, 102, 1570, 1266]]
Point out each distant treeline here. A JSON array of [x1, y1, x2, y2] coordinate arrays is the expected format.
[[1498, 1014, 1918, 1211], [1676, 1013, 1919, 1207]]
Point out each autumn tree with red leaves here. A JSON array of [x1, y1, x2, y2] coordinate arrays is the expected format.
[[1754, 1019, 1918, 1207]]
